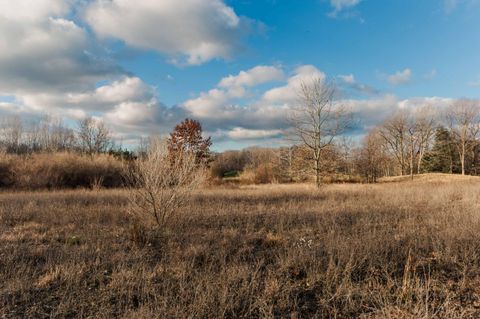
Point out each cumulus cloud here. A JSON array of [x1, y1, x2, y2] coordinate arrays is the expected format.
[[227, 128, 283, 140], [218, 66, 284, 91], [0, 0, 175, 142], [262, 65, 326, 103], [84, 0, 258, 65], [0, 75, 182, 142], [182, 65, 329, 137], [387, 68, 412, 85], [0, 0, 120, 95], [183, 65, 285, 120]]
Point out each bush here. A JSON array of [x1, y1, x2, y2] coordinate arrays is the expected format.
[[125, 138, 206, 229], [239, 163, 276, 185]]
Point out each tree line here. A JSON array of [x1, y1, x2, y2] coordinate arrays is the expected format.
[[2, 78, 480, 187], [212, 79, 480, 185], [0, 115, 120, 156]]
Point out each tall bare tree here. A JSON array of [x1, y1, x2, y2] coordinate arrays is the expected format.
[[379, 112, 409, 176], [413, 106, 437, 173], [77, 116, 111, 155], [380, 108, 437, 178], [445, 99, 480, 175], [27, 115, 76, 152], [288, 78, 351, 187], [355, 129, 388, 183]]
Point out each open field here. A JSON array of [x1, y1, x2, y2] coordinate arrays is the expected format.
[[2, 177, 480, 318]]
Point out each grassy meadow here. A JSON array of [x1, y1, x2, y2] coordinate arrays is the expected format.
[[1, 175, 480, 318]]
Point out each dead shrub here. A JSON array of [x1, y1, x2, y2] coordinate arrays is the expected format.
[[125, 137, 206, 230]]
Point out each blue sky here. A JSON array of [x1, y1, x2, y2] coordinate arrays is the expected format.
[[1, 0, 479, 150]]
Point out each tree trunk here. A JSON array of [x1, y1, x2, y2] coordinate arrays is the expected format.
[[417, 150, 424, 174], [410, 145, 414, 180], [315, 157, 321, 188]]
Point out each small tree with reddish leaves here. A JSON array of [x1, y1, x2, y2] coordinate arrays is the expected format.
[[167, 119, 212, 164]]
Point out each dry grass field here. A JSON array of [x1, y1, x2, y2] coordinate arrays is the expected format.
[[1, 175, 480, 318]]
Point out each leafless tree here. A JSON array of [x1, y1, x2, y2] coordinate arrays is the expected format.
[[445, 99, 480, 175], [288, 78, 351, 187], [380, 108, 437, 178], [77, 116, 111, 155], [126, 137, 206, 229], [379, 112, 409, 176], [356, 130, 388, 183], [338, 136, 355, 177], [0, 116, 23, 153], [412, 106, 437, 174], [27, 115, 76, 152]]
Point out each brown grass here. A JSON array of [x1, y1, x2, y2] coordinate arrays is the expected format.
[[0, 152, 125, 189], [1, 177, 480, 318]]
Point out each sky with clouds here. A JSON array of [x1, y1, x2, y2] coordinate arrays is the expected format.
[[1, 0, 479, 150]]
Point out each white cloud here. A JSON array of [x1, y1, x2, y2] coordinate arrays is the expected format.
[[0, 0, 68, 22], [227, 128, 283, 140], [219, 66, 284, 90], [0, 76, 178, 140], [69, 77, 156, 107], [84, 0, 257, 65], [262, 65, 326, 103], [387, 68, 412, 85], [0, 0, 120, 95], [182, 65, 328, 140], [183, 65, 285, 119]]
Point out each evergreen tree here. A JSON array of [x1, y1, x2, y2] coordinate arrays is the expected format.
[[423, 126, 459, 173]]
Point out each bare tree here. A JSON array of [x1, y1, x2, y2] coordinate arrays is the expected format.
[[413, 106, 437, 174], [445, 99, 480, 175], [0, 116, 23, 153], [288, 78, 351, 187], [379, 112, 409, 176], [77, 117, 111, 155], [380, 108, 437, 178], [27, 115, 76, 152], [355, 130, 388, 183], [126, 137, 206, 229]]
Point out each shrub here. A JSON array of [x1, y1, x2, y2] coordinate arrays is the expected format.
[[125, 138, 206, 229], [239, 163, 276, 184]]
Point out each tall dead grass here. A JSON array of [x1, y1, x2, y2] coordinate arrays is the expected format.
[[1, 179, 480, 318], [0, 152, 125, 189]]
